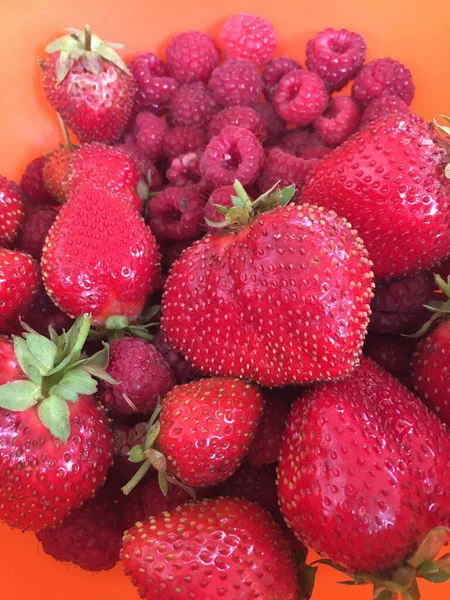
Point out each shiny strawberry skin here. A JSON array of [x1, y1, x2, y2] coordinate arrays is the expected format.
[[0, 394, 113, 531], [121, 497, 301, 600], [0, 249, 39, 333], [157, 377, 263, 486], [278, 357, 450, 573], [42, 54, 136, 144], [162, 203, 373, 386], [301, 114, 450, 279], [0, 337, 26, 385], [0, 175, 25, 246], [41, 185, 160, 326]]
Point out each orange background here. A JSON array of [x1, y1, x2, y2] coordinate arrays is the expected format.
[[1, 0, 450, 598]]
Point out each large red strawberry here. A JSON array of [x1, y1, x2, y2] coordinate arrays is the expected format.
[[0, 175, 25, 246], [41, 184, 160, 327], [121, 497, 302, 600], [278, 357, 450, 596], [162, 183, 373, 386], [42, 26, 136, 144], [0, 315, 114, 531], [0, 249, 39, 333], [301, 114, 450, 279]]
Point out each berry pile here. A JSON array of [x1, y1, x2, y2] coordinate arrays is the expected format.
[[0, 14, 450, 600]]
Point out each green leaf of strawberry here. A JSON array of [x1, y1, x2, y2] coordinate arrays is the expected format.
[[38, 395, 70, 443], [0, 380, 40, 411], [50, 368, 98, 401]]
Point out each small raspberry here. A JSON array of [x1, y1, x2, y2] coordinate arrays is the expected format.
[[352, 58, 415, 107], [138, 77, 179, 116], [169, 82, 219, 128], [360, 93, 411, 128], [209, 59, 263, 107], [207, 106, 268, 143], [163, 127, 207, 162], [262, 57, 301, 100], [199, 126, 264, 186], [204, 185, 235, 233], [166, 152, 204, 188], [161, 239, 196, 270], [219, 13, 277, 66], [273, 70, 328, 126], [21, 156, 55, 205], [279, 129, 325, 156], [132, 112, 168, 161], [313, 95, 361, 146], [301, 145, 332, 160], [258, 146, 322, 196], [364, 333, 416, 375], [153, 330, 201, 384], [306, 28, 366, 92], [148, 187, 206, 240], [166, 31, 220, 84], [129, 52, 176, 115], [16, 207, 57, 259], [253, 102, 287, 145], [118, 144, 163, 192], [99, 337, 175, 415]]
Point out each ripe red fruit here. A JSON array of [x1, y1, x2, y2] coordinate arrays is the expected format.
[[313, 95, 361, 147], [162, 189, 374, 386], [157, 377, 263, 486], [42, 27, 136, 144], [363, 332, 416, 376], [117, 143, 163, 193], [152, 330, 201, 384], [121, 497, 302, 600], [130, 112, 168, 161], [41, 185, 160, 327], [204, 185, 235, 233], [219, 14, 277, 66], [279, 129, 325, 156], [207, 105, 268, 142], [166, 152, 207, 189], [253, 102, 287, 145], [301, 114, 450, 279], [20, 283, 73, 336], [0, 175, 25, 246], [148, 186, 206, 240], [128, 52, 178, 115], [21, 156, 56, 206], [273, 70, 328, 126], [360, 93, 410, 128], [36, 487, 122, 571], [165, 31, 220, 84], [278, 358, 450, 575], [262, 57, 302, 100], [16, 207, 57, 259], [42, 146, 74, 204], [209, 59, 263, 107], [0, 249, 39, 333], [0, 336, 26, 386], [352, 57, 415, 107], [163, 126, 207, 162], [169, 81, 218, 128]]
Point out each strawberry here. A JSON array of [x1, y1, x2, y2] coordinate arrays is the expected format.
[[0, 315, 114, 531], [301, 114, 450, 279], [42, 26, 136, 144], [41, 184, 160, 327], [15, 206, 58, 259], [278, 357, 450, 596], [0, 249, 39, 333], [121, 497, 302, 600], [162, 183, 373, 386], [42, 145, 75, 204], [0, 175, 25, 246], [0, 336, 26, 385], [19, 282, 73, 337]]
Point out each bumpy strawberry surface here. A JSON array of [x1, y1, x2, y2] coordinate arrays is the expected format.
[[42, 146, 74, 204], [121, 497, 301, 600], [162, 203, 373, 386], [0, 175, 25, 246], [0, 249, 39, 333], [301, 114, 450, 279]]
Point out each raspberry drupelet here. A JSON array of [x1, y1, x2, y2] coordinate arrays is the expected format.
[[314, 95, 361, 147], [165, 31, 220, 84], [169, 82, 219, 128], [207, 106, 268, 142], [272, 70, 328, 126], [148, 186, 206, 240], [219, 13, 277, 66], [209, 59, 263, 107], [352, 58, 415, 107]]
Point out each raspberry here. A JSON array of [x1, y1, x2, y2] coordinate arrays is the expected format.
[[301, 145, 332, 160], [369, 271, 435, 334], [118, 144, 163, 192], [128, 52, 177, 115], [199, 126, 264, 186], [166, 152, 206, 188], [352, 58, 415, 107], [162, 239, 196, 270], [363, 333, 416, 375], [279, 129, 325, 156], [99, 337, 175, 415], [305, 28, 366, 92], [360, 93, 411, 128], [219, 13, 277, 66], [253, 102, 287, 145], [207, 106, 268, 143], [138, 77, 179, 116], [258, 146, 322, 196], [20, 156, 55, 205], [153, 330, 201, 384], [148, 187, 206, 240], [36, 488, 122, 572], [132, 112, 168, 161], [166, 31, 220, 84], [313, 95, 361, 146], [163, 127, 207, 162], [209, 59, 263, 107], [169, 82, 218, 128], [262, 57, 301, 100], [16, 207, 57, 259], [204, 185, 235, 233], [273, 70, 328, 126]]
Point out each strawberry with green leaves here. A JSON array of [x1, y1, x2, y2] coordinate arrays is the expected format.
[[0, 249, 39, 334], [0, 315, 114, 531]]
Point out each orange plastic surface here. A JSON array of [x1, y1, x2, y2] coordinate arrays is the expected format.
[[1, 1, 450, 598]]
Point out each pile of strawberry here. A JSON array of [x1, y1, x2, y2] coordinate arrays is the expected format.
[[1, 13, 450, 600]]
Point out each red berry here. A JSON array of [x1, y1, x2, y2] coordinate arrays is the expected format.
[[165, 31, 220, 84], [253, 101, 287, 145], [352, 58, 415, 107], [209, 59, 263, 107], [313, 95, 361, 146], [306, 28, 366, 92], [263, 57, 302, 100], [163, 126, 207, 162], [117, 143, 163, 193], [21, 283, 73, 336], [0, 249, 39, 333], [131, 112, 168, 161], [279, 129, 326, 156], [360, 93, 411, 128], [200, 126, 264, 186], [0, 175, 25, 246], [204, 185, 234, 233], [99, 337, 175, 415], [153, 330, 201, 384], [169, 81, 218, 128], [148, 186, 206, 240], [364, 332, 417, 375], [219, 13, 277, 67], [21, 156, 55, 206], [16, 207, 57, 259], [128, 52, 177, 115], [258, 146, 324, 196], [166, 152, 205, 188], [111, 420, 151, 486], [273, 70, 328, 126], [0, 336, 26, 386], [207, 106, 268, 143]]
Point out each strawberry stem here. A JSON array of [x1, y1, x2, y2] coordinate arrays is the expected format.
[[84, 25, 92, 51], [121, 461, 151, 496], [57, 113, 72, 147]]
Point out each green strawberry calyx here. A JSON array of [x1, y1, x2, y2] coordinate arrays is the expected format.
[[434, 115, 450, 178], [0, 315, 116, 443], [311, 527, 450, 600], [88, 304, 161, 343], [205, 180, 296, 233], [408, 273, 450, 338], [46, 24, 131, 84]]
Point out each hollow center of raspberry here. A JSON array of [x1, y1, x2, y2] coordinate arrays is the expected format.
[[328, 40, 349, 55], [222, 145, 242, 170]]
